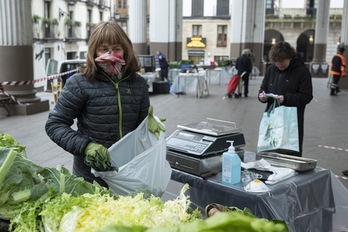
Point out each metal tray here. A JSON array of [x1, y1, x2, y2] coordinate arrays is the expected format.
[[256, 152, 317, 171], [177, 118, 241, 136]]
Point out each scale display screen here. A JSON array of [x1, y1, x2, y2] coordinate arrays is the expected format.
[[166, 130, 216, 156]]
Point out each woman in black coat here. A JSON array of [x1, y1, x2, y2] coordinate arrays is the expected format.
[[258, 41, 313, 156]]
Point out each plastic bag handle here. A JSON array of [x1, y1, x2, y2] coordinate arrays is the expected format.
[[267, 99, 280, 116]]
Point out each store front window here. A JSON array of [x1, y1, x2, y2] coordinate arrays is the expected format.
[[188, 50, 205, 65]]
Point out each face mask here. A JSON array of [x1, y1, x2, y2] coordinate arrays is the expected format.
[[95, 51, 126, 76]]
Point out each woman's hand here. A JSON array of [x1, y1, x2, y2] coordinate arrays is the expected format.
[[258, 91, 268, 102], [276, 95, 284, 103]]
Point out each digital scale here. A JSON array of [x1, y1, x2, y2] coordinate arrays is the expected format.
[[166, 118, 245, 176]]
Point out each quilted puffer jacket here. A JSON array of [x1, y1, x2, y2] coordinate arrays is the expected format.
[[45, 70, 150, 185]]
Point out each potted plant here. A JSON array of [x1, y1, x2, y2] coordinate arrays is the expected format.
[[51, 18, 59, 25], [32, 15, 41, 24], [42, 17, 52, 24], [74, 21, 81, 27], [86, 22, 96, 28], [283, 14, 292, 20], [64, 18, 73, 26]]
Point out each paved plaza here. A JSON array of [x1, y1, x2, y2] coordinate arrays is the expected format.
[[1, 75, 348, 191]]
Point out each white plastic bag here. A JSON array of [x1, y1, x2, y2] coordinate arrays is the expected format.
[[93, 116, 172, 197], [257, 101, 299, 153]]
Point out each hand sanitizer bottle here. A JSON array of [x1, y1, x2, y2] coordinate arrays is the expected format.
[[222, 140, 241, 185]]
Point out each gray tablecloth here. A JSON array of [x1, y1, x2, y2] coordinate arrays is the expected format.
[[169, 73, 207, 98], [171, 167, 348, 232]]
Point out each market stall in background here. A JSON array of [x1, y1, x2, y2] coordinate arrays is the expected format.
[[163, 118, 348, 232]]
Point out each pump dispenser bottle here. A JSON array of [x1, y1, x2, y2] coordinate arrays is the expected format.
[[222, 140, 241, 185]]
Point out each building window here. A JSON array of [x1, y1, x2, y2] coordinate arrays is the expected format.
[[266, 0, 275, 15], [123, 0, 127, 9], [192, 0, 203, 17], [217, 25, 227, 47], [45, 48, 52, 68], [192, 25, 202, 37], [216, 0, 229, 16], [44, 1, 50, 18], [99, 11, 103, 21], [44, 1, 51, 38], [87, 9, 92, 38], [214, 56, 229, 62], [118, 0, 122, 8]]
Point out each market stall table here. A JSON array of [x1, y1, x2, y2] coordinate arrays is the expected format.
[[205, 67, 235, 86], [169, 167, 348, 232], [141, 72, 156, 93], [169, 72, 209, 98]]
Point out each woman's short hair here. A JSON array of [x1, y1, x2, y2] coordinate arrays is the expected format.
[[268, 41, 296, 63]]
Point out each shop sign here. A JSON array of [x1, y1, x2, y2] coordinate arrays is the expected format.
[[186, 37, 206, 48]]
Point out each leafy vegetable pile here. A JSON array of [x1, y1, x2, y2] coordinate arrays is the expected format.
[[0, 133, 26, 156], [0, 133, 288, 232], [0, 134, 201, 231], [97, 211, 289, 232]]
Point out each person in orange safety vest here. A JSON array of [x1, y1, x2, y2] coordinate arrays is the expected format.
[[330, 47, 346, 96]]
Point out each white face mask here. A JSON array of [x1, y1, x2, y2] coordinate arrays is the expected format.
[[95, 51, 126, 76]]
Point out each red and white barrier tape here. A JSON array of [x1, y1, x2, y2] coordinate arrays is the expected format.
[[0, 68, 78, 105], [0, 68, 78, 86], [336, 175, 348, 181], [0, 86, 22, 104]]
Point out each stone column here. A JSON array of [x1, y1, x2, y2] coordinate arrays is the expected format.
[[338, 0, 348, 88], [128, 0, 147, 55], [149, 0, 182, 61], [0, 0, 49, 115], [310, 0, 330, 77], [341, 0, 348, 56], [230, 0, 265, 74]]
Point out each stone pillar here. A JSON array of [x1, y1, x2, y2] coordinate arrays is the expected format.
[[230, 0, 265, 74], [128, 0, 147, 55], [149, 0, 182, 62], [310, 0, 331, 77], [0, 0, 49, 115], [342, 0, 348, 48], [338, 0, 348, 88]]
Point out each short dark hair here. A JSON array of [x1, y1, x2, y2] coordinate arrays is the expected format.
[[268, 41, 296, 63], [338, 47, 345, 53]]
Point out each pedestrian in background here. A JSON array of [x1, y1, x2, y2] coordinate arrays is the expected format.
[[330, 47, 346, 96], [156, 51, 169, 81], [258, 41, 313, 157], [235, 49, 253, 97], [45, 21, 162, 187]]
